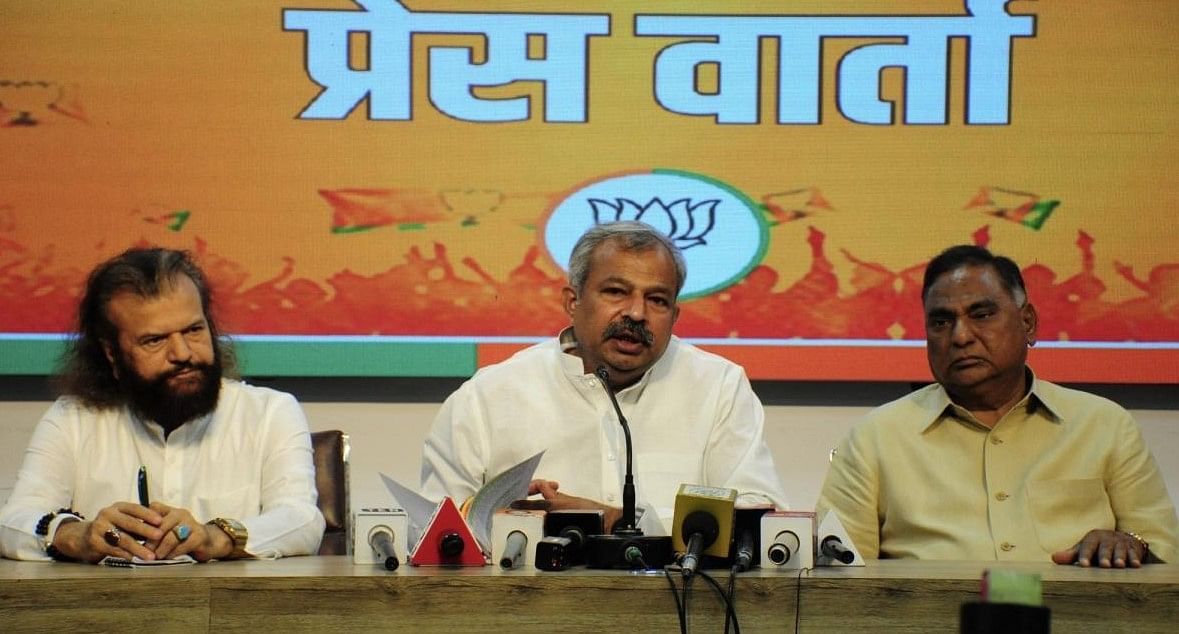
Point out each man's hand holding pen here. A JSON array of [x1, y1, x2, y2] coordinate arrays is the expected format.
[[132, 465, 231, 561], [49, 502, 165, 563], [48, 465, 230, 563]]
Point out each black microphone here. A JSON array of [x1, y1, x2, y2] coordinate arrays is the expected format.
[[543, 510, 602, 566], [679, 510, 720, 577], [439, 531, 465, 558], [731, 506, 772, 571], [594, 365, 638, 535], [820, 535, 855, 564], [732, 527, 757, 572], [672, 484, 737, 576], [368, 525, 400, 571], [582, 367, 674, 570], [560, 524, 589, 551]]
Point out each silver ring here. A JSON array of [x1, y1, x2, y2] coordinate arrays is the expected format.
[[103, 527, 121, 546]]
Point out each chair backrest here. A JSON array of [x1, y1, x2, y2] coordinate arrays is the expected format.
[[310, 430, 351, 556]]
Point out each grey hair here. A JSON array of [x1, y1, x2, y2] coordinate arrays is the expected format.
[[567, 221, 687, 296]]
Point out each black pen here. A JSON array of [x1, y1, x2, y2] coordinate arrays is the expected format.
[[137, 465, 150, 507]]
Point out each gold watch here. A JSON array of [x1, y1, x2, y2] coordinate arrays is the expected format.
[[208, 518, 250, 559]]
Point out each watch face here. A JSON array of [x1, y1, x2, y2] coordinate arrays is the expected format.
[[213, 518, 247, 544]]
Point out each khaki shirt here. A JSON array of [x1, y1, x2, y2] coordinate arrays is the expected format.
[[817, 373, 1177, 562]]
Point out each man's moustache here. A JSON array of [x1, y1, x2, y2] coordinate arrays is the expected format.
[[162, 363, 201, 379], [602, 320, 654, 346]]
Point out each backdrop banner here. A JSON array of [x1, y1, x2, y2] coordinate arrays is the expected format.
[[2, 1, 1176, 381]]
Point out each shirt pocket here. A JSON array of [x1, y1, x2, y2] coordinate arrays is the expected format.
[[1026, 478, 1115, 552]]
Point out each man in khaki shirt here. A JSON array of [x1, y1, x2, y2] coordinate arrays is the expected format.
[[818, 245, 1177, 567]]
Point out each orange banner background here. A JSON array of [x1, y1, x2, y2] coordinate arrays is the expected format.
[[2, 1, 1176, 381]]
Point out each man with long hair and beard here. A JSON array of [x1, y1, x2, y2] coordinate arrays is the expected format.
[[0, 248, 323, 562]]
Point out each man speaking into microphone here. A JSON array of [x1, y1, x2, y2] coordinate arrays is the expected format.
[[421, 221, 788, 534]]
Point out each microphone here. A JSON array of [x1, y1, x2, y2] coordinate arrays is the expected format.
[[679, 513, 717, 576], [760, 511, 815, 570], [368, 525, 400, 571], [814, 510, 862, 567], [672, 484, 737, 577], [767, 530, 801, 565], [353, 507, 408, 570], [594, 365, 638, 535], [543, 510, 603, 566], [535, 535, 573, 571], [406, 496, 485, 566], [559, 524, 589, 553], [732, 527, 757, 572], [439, 531, 465, 558], [730, 506, 773, 571], [820, 535, 855, 565], [492, 508, 544, 570], [581, 367, 674, 570], [499, 531, 527, 569]]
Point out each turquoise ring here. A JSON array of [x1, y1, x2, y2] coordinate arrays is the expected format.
[[174, 524, 191, 541]]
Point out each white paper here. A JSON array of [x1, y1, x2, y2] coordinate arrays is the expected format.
[[379, 473, 439, 550], [465, 450, 545, 552], [379, 450, 544, 554], [98, 554, 196, 567]]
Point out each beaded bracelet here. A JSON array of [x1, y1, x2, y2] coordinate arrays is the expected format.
[[45, 544, 77, 562], [35, 508, 82, 536], [35, 508, 84, 562]]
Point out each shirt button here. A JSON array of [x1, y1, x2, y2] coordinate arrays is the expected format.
[[607, 454, 616, 461], [1000, 542, 1015, 552], [995, 492, 1010, 501], [606, 494, 616, 503], [990, 436, 1004, 445]]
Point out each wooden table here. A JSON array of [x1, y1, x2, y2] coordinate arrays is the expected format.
[[2, 557, 1176, 632]]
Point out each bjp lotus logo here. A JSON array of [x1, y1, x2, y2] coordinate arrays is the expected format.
[[542, 169, 769, 299], [587, 197, 717, 250]]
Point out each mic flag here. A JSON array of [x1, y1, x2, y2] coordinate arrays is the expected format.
[[672, 484, 738, 565], [815, 510, 864, 567], [409, 497, 486, 566]]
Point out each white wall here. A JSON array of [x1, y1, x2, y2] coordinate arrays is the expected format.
[[3, 401, 1178, 514]]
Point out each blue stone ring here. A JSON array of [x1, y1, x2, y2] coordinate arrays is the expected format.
[[174, 524, 191, 541]]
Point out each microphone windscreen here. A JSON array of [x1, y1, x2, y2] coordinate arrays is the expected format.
[[671, 484, 738, 558]]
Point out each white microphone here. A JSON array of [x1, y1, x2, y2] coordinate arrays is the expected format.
[[491, 509, 545, 570], [767, 530, 801, 565], [353, 507, 408, 570], [760, 511, 815, 571], [500, 531, 528, 569]]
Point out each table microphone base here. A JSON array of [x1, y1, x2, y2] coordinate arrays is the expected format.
[[584, 534, 673, 570]]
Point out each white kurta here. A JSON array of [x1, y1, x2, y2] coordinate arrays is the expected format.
[[422, 334, 789, 533], [0, 380, 324, 560]]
